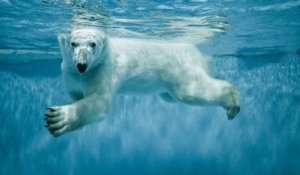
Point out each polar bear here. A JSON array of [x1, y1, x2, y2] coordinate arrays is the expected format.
[[44, 27, 240, 137]]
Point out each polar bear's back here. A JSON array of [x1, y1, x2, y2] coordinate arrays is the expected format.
[[108, 38, 211, 94], [109, 38, 210, 71]]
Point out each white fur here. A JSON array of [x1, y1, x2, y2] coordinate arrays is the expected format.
[[45, 28, 240, 137]]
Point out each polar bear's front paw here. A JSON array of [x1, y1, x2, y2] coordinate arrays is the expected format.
[[44, 105, 81, 137]]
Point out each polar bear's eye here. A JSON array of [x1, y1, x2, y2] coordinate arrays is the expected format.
[[71, 42, 77, 47], [90, 42, 96, 48]]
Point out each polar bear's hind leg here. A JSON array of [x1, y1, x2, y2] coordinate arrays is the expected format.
[[169, 77, 240, 120]]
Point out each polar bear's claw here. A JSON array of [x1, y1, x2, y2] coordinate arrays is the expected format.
[[47, 107, 60, 112]]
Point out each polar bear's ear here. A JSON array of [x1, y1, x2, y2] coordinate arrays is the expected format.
[[57, 33, 69, 49]]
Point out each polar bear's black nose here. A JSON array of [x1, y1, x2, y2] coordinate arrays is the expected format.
[[77, 63, 87, 73]]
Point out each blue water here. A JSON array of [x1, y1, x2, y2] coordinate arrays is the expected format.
[[0, 0, 300, 175]]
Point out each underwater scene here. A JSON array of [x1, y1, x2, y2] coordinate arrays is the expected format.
[[0, 0, 299, 174]]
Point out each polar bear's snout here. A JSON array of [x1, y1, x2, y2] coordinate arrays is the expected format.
[[73, 47, 92, 73]]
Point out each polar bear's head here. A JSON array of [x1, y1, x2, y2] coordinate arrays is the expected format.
[[58, 28, 107, 73]]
